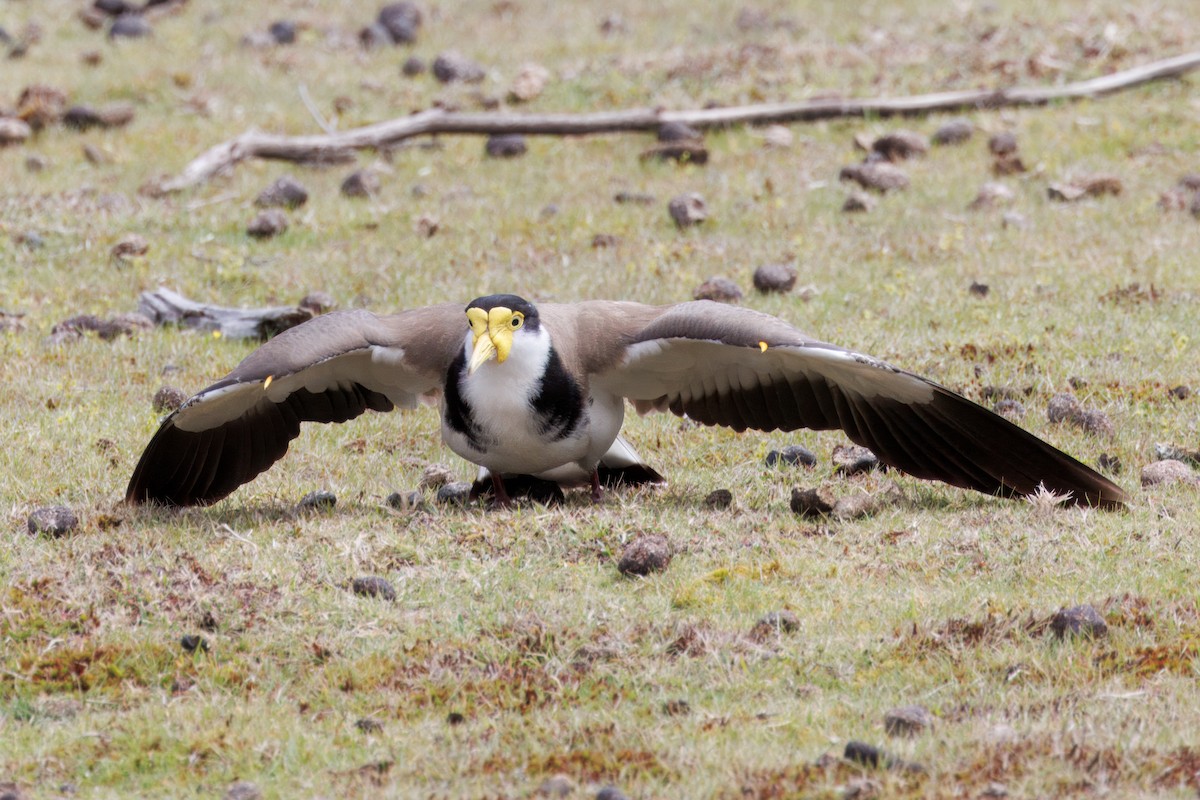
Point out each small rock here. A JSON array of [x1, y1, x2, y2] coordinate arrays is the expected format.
[[1048, 175, 1123, 202], [790, 486, 837, 517], [401, 55, 426, 76], [883, 705, 933, 737], [298, 490, 336, 511], [298, 291, 335, 313], [508, 62, 549, 103], [591, 233, 618, 248], [111, 233, 149, 259], [536, 774, 575, 798], [980, 783, 1009, 799], [62, 103, 134, 130], [386, 490, 424, 510], [668, 192, 708, 227], [831, 493, 884, 520], [1158, 188, 1192, 212], [595, 788, 630, 800], [765, 445, 817, 468], [109, 13, 151, 39], [267, 20, 296, 45], [658, 121, 701, 142], [614, 190, 655, 205], [753, 263, 797, 293], [27, 506, 79, 537], [351, 576, 396, 601], [838, 162, 909, 193], [1049, 604, 1107, 639], [358, 22, 392, 49], [692, 277, 742, 303], [255, 175, 308, 209], [931, 118, 974, 145], [617, 533, 672, 576], [832, 444, 880, 475], [16, 85, 67, 130], [749, 610, 800, 641], [968, 182, 1014, 210], [94, 0, 135, 15], [1154, 443, 1200, 466], [0, 116, 33, 146], [1141, 459, 1198, 487], [82, 143, 112, 164], [432, 50, 485, 83], [0, 782, 26, 800], [1167, 385, 1192, 401], [355, 717, 383, 733], [341, 169, 380, 198], [247, 209, 288, 238], [436, 481, 472, 505], [598, 14, 626, 35], [992, 153, 1027, 176], [152, 386, 187, 413], [1047, 393, 1082, 424], [484, 134, 527, 158], [1178, 173, 1200, 191], [988, 131, 1018, 156], [661, 698, 691, 716], [640, 141, 708, 165], [993, 399, 1026, 419], [871, 130, 928, 161], [1098, 453, 1122, 473], [416, 215, 439, 237], [419, 463, 455, 490], [761, 124, 793, 148], [842, 191, 877, 212], [703, 489, 733, 509], [968, 280, 990, 297], [378, 1, 421, 44], [180, 634, 209, 653], [223, 781, 260, 800], [842, 777, 882, 800], [446, 711, 465, 725], [1074, 409, 1114, 437]]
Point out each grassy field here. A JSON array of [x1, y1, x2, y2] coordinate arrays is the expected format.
[[3, 0, 1200, 797]]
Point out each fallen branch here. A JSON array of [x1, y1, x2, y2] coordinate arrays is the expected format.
[[138, 287, 313, 340], [154, 50, 1200, 194]]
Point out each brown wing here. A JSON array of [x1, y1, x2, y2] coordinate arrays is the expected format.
[[126, 304, 465, 507], [592, 301, 1127, 509]]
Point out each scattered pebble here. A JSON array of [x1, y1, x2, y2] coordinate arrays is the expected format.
[[1047, 392, 1081, 423], [436, 481, 472, 505], [508, 62, 549, 103], [692, 277, 742, 303], [617, 533, 672, 576], [419, 463, 455, 490], [94, 0, 135, 15], [0, 782, 26, 800], [842, 191, 876, 212], [378, 1, 422, 44], [223, 781, 261, 800], [871, 130, 928, 161], [27, 506, 79, 537], [247, 209, 288, 238], [790, 486, 837, 517], [180, 634, 209, 653], [1046, 393, 1112, 436], [931, 118, 974, 145], [49, 313, 152, 343], [1048, 175, 1123, 202], [640, 141, 708, 165], [968, 280, 990, 297], [1049, 604, 1107, 639], [401, 55, 425, 76], [993, 399, 1026, 419], [749, 610, 800, 641], [109, 13, 152, 39], [614, 190, 655, 205], [761, 124, 793, 148], [351, 576, 396, 601], [844, 740, 922, 773], [386, 490, 424, 510], [358, 23, 392, 49], [62, 103, 134, 130], [267, 20, 296, 45], [753, 263, 797, 293], [432, 50, 485, 83], [832, 444, 880, 475], [298, 490, 336, 511], [1141, 459, 1198, 487], [1098, 453, 1122, 473], [0, 117, 33, 145], [416, 215, 439, 237], [255, 175, 308, 209], [591, 233, 618, 248], [668, 192, 708, 227], [17, 85, 67, 130], [658, 121, 702, 142], [1154, 442, 1200, 466], [968, 182, 1014, 210], [355, 718, 383, 734], [1167, 385, 1192, 401], [446, 711, 465, 725], [111, 233, 149, 259], [82, 143, 113, 164], [988, 132, 1018, 156], [661, 699, 691, 716], [341, 169, 380, 198], [152, 385, 187, 413], [838, 162, 909, 193], [298, 291, 335, 313], [484, 134, 527, 158], [765, 445, 817, 468], [832, 492, 889, 520], [992, 153, 1027, 175], [884, 705, 934, 737], [595, 787, 630, 800], [703, 489, 733, 509], [535, 774, 575, 798]]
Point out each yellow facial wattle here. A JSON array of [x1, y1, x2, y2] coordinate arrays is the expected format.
[[466, 306, 524, 373]]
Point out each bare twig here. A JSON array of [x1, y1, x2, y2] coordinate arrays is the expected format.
[[152, 51, 1200, 194], [138, 287, 313, 340], [298, 83, 336, 135]]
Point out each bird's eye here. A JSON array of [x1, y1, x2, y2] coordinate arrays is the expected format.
[[511, 315, 523, 328]]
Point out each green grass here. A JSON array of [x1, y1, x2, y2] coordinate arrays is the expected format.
[[3, 0, 1200, 797]]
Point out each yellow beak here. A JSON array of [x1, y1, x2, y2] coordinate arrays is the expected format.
[[466, 306, 517, 374]]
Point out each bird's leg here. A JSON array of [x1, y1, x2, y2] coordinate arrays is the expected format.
[[489, 472, 513, 508], [589, 469, 604, 503]]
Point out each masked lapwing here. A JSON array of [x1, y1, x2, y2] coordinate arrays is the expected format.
[[125, 294, 1127, 509]]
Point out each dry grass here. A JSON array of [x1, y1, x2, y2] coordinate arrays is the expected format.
[[3, 0, 1200, 797]]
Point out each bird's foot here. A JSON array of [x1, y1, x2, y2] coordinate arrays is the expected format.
[[489, 472, 514, 509], [589, 469, 604, 503]]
